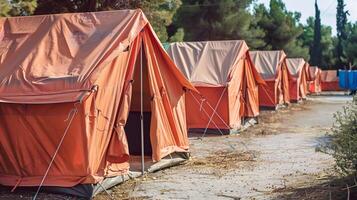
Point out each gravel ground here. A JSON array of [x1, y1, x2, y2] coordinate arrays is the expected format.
[[97, 94, 352, 200]]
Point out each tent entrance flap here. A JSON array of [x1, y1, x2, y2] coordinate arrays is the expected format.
[[124, 47, 152, 156], [125, 112, 152, 156]]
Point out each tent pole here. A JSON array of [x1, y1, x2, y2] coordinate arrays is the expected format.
[[140, 41, 145, 175]]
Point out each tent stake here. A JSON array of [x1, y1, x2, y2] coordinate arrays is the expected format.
[[140, 41, 145, 175]]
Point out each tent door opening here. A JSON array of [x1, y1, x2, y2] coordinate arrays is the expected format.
[[124, 47, 152, 156]]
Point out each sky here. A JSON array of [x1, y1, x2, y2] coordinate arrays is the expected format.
[[255, 0, 357, 35]]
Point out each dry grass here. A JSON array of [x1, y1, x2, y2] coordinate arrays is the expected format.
[[94, 177, 151, 200], [182, 150, 258, 177], [273, 174, 357, 200], [241, 101, 313, 137]]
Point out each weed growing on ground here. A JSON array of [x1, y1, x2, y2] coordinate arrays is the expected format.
[[319, 95, 357, 175]]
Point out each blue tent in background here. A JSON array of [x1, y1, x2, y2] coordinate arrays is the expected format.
[[339, 70, 357, 90], [339, 70, 349, 89]]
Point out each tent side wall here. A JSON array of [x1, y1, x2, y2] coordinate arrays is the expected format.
[[243, 56, 261, 117], [276, 70, 284, 105], [299, 64, 309, 99], [227, 58, 245, 129], [258, 80, 278, 108], [185, 86, 230, 130], [321, 70, 341, 91], [309, 82, 315, 93], [289, 77, 301, 102], [309, 69, 322, 93], [309, 80, 318, 93], [0, 51, 132, 188], [85, 51, 132, 178], [286, 58, 308, 102], [141, 26, 191, 161], [321, 81, 340, 91], [0, 102, 90, 187], [316, 70, 322, 93], [281, 61, 291, 104]]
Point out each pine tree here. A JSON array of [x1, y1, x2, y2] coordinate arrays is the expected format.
[[345, 22, 357, 68], [300, 17, 335, 69], [173, 0, 265, 47], [311, 0, 322, 66], [336, 0, 349, 69], [254, 0, 309, 59]]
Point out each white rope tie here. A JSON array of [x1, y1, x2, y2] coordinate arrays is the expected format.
[[189, 91, 226, 136], [196, 87, 227, 137], [190, 90, 231, 130], [199, 98, 205, 111], [202, 87, 228, 138], [189, 90, 243, 151]]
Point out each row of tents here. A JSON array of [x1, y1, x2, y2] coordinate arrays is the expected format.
[[165, 42, 341, 133], [0, 9, 343, 199]]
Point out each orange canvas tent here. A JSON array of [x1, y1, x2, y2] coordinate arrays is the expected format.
[[0, 10, 196, 197], [167, 41, 265, 134], [321, 70, 340, 91], [286, 58, 309, 102], [249, 50, 291, 109], [308, 66, 322, 93]]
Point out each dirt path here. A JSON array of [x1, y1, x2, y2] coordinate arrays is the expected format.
[[105, 95, 352, 200]]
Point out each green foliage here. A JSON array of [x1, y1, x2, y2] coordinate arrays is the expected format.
[[173, 0, 265, 47], [310, 0, 322, 67], [320, 96, 357, 175], [142, 0, 182, 42], [248, 4, 268, 49], [253, 0, 309, 59], [169, 27, 184, 42], [320, 27, 337, 69], [0, 0, 37, 16], [336, 0, 349, 68], [0, 0, 12, 17], [300, 17, 335, 69], [35, 0, 181, 42], [345, 22, 357, 67]]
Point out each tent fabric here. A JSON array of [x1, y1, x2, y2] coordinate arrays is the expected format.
[[0, 9, 196, 189], [167, 40, 249, 87], [249, 50, 291, 108], [286, 58, 309, 101], [286, 58, 305, 76], [339, 70, 357, 90], [167, 41, 265, 131], [321, 70, 340, 91], [339, 70, 348, 89], [347, 71, 357, 90], [250, 50, 285, 79], [308, 66, 322, 93]]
